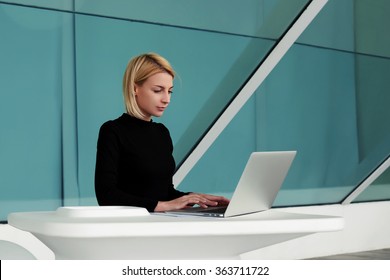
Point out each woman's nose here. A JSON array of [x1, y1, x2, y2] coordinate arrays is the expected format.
[[162, 91, 171, 103]]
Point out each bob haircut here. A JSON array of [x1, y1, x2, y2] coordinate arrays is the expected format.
[[123, 53, 175, 119]]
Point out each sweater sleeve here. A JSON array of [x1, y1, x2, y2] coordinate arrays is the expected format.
[[168, 184, 189, 199], [160, 124, 190, 200], [94, 122, 158, 212]]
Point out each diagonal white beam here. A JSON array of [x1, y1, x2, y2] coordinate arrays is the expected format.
[[174, 0, 329, 187]]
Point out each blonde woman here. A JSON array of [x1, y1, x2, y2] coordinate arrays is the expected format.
[[95, 53, 229, 212]]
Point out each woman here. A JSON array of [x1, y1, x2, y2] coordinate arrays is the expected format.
[[95, 53, 229, 212]]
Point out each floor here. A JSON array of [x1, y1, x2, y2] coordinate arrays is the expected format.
[[309, 248, 390, 260]]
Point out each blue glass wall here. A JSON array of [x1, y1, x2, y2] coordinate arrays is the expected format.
[[1, 0, 389, 221], [0, 0, 309, 220], [0, 4, 67, 217], [179, 0, 390, 205]]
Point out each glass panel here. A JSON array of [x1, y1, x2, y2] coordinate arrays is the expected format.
[[351, 0, 390, 202], [2, 0, 311, 38], [2, 0, 389, 218], [75, 0, 309, 39], [179, 0, 390, 207], [0, 0, 313, 220], [180, 43, 364, 204], [180, 43, 390, 206], [0, 4, 66, 220], [354, 164, 390, 202], [298, 0, 390, 57], [178, 96, 257, 197], [1, 0, 74, 11], [296, 0, 390, 203]]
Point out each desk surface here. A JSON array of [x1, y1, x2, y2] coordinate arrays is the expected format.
[[8, 206, 344, 238]]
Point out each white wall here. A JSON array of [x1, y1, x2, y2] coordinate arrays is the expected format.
[[241, 201, 390, 259]]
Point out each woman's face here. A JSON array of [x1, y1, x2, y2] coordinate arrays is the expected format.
[[134, 72, 173, 121]]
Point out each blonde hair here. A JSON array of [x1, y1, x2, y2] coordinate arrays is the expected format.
[[123, 53, 175, 119]]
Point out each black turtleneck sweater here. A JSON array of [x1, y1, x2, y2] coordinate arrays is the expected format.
[[95, 113, 187, 212]]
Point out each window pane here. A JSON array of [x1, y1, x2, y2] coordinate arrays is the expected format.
[[354, 165, 390, 202], [0, 4, 65, 220], [75, 0, 309, 39], [178, 0, 390, 207]]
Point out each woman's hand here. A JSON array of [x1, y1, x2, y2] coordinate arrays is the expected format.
[[189, 193, 230, 210], [154, 193, 230, 212]]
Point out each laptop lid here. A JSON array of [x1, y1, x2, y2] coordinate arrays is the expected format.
[[224, 150, 296, 217], [166, 151, 296, 218]]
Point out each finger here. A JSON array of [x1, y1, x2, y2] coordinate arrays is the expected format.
[[184, 194, 222, 207], [203, 194, 230, 203], [188, 195, 210, 205], [210, 195, 229, 201]]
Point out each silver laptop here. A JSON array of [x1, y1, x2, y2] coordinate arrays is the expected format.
[[166, 151, 297, 218]]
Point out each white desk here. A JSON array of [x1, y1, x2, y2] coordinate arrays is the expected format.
[[8, 206, 344, 259]]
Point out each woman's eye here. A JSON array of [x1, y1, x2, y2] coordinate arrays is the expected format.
[[152, 88, 172, 94]]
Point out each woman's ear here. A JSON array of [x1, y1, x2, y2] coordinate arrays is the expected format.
[[133, 84, 138, 96]]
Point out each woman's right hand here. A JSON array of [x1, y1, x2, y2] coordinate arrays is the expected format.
[[154, 193, 227, 212]]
